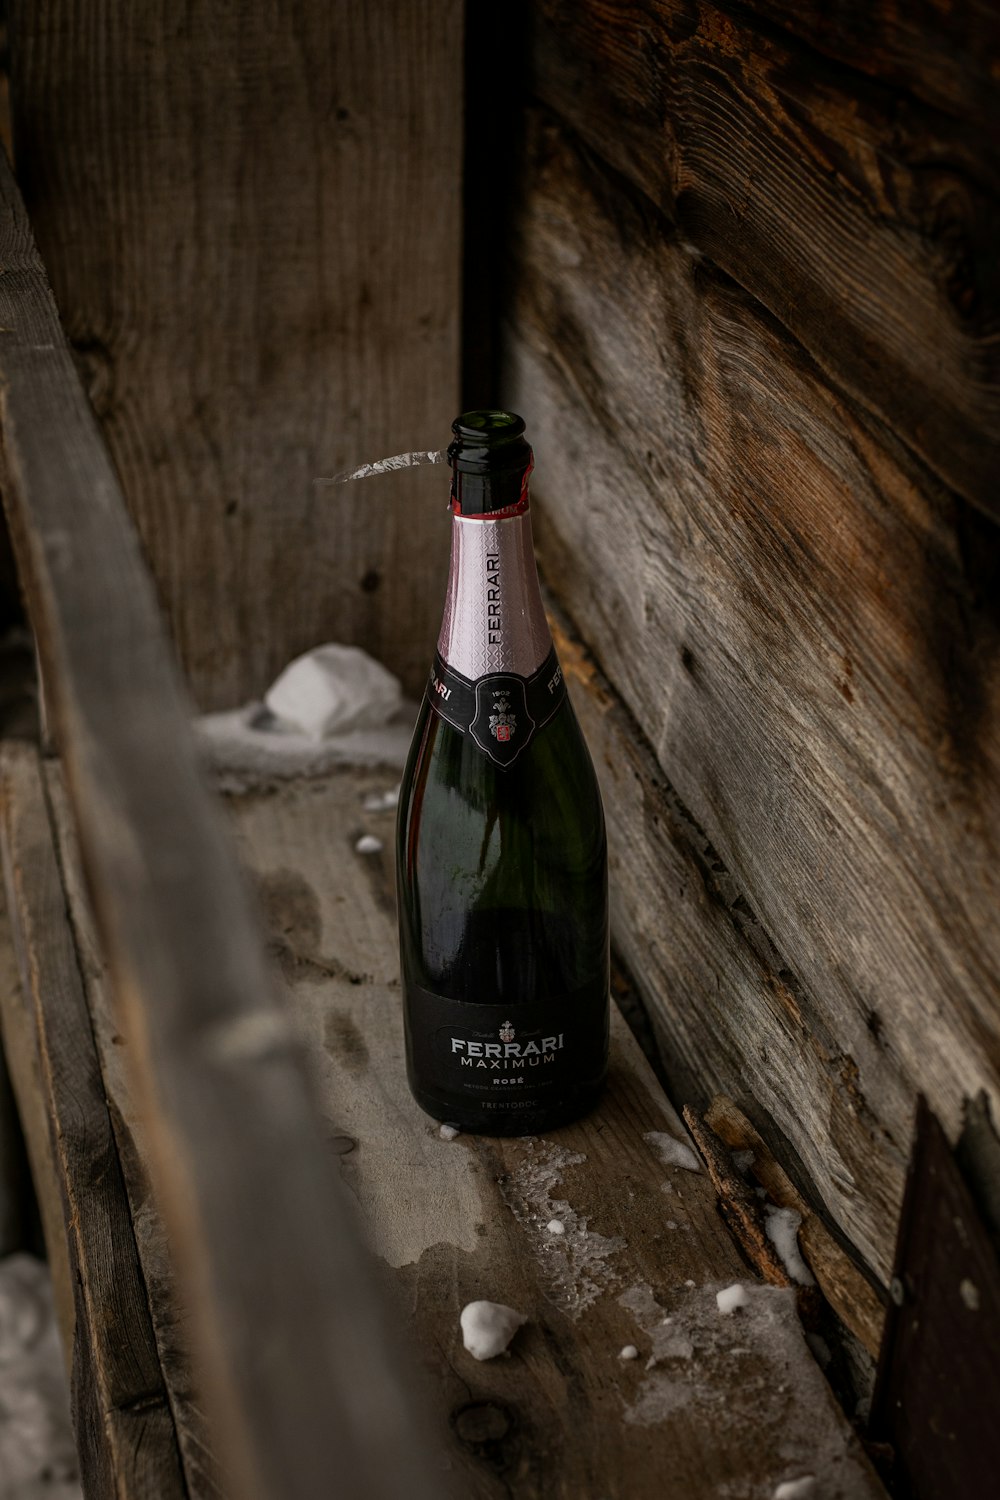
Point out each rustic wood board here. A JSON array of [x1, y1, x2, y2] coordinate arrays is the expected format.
[[503, 108, 1000, 1286], [0, 149, 440, 1500], [0, 743, 187, 1499], [43, 765, 223, 1498], [217, 765, 885, 1499], [9, 0, 461, 707], [530, 0, 1000, 518], [0, 884, 73, 1343]]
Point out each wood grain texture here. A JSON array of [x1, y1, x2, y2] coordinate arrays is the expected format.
[[0, 903, 74, 1359], [0, 743, 186, 1499], [225, 766, 885, 1500], [44, 765, 223, 1500], [503, 109, 1000, 1285], [9, 0, 461, 708], [0, 149, 439, 1500], [530, 0, 1000, 518]]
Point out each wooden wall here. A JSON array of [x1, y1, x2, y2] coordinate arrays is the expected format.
[[506, 1, 1000, 1291], [9, 0, 461, 709]]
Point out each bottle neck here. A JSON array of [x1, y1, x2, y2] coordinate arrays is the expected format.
[[437, 505, 553, 681]]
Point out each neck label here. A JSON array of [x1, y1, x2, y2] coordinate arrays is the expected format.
[[429, 649, 566, 767]]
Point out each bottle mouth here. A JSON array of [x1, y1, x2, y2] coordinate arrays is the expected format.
[[448, 410, 531, 474], [448, 411, 533, 517]]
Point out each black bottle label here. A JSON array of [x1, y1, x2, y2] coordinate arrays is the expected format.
[[406, 983, 608, 1114], [427, 649, 567, 767]]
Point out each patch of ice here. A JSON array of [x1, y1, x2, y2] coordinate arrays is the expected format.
[[645, 1131, 701, 1173], [774, 1479, 816, 1499], [355, 834, 383, 854], [500, 1141, 624, 1315], [765, 1206, 815, 1286], [620, 1344, 639, 1361], [439, 1124, 460, 1142], [460, 1300, 526, 1361], [717, 1284, 750, 1315]]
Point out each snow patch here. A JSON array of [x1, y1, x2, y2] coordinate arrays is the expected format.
[[0, 1255, 81, 1498], [355, 834, 383, 854], [499, 1140, 624, 1315], [765, 1206, 815, 1286], [363, 784, 400, 812], [438, 1124, 460, 1142], [619, 1344, 639, 1361], [546, 1219, 566, 1236], [644, 1131, 701, 1173], [266, 643, 402, 739], [774, 1479, 816, 1499], [460, 1300, 526, 1361]]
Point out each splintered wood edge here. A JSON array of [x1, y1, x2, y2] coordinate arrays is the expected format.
[[705, 1095, 885, 1355], [0, 148, 438, 1500]]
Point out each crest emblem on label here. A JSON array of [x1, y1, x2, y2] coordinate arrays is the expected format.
[[499, 1020, 515, 1043], [471, 675, 534, 766], [490, 696, 516, 743]]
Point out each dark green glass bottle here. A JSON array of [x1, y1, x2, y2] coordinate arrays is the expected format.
[[396, 411, 609, 1135]]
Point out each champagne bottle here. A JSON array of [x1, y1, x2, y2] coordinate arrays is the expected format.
[[396, 410, 609, 1135]]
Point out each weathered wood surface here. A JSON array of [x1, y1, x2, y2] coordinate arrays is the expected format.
[[0, 149, 439, 1500], [530, 1, 1000, 519], [44, 765, 223, 1499], [0, 743, 187, 1498], [504, 103, 1000, 1288], [223, 766, 885, 1499], [0, 902, 74, 1355], [9, 0, 461, 708]]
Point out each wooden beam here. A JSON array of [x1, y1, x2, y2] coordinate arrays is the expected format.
[[0, 152, 438, 1500], [0, 743, 186, 1497]]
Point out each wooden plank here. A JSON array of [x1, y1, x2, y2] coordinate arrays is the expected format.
[[530, 0, 1000, 518], [719, 0, 1000, 127], [870, 1099, 1000, 1499], [0, 151, 438, 1500], [503, 109, 1000, 1285], [222, 764, 886, 1499], [0, 869, 74, 1359], [9, 0, 461, 708], [0, 742, 187, 1498], [44, 765, 223, 1499]]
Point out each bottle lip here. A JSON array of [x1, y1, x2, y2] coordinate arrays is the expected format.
[[448, 410, 531, 476]]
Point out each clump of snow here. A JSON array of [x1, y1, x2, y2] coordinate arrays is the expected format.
[[960, 1278, 980, 1310], [460, 1300, 526, 1361], [500, 1141, 624, 1315], [644, 1130, 701, 1173], [363, 784, 400, 812], [546, 1219, 566, 1235], [774, 1479, 816, 1499], [716, 1284, 750, 1315], [439, 1123, 460, 1142], [619, 1345, 639, 1361], [765, 1206, 815, 1286], [266, 644, 402, 739], [355, 834, 383, 854]]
